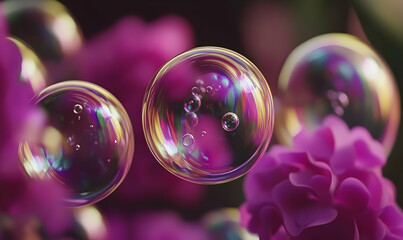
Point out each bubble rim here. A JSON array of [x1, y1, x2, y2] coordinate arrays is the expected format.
[[142, 46, 275, 184], [7, 36, 49, 93], [19, 80, 135, 207]]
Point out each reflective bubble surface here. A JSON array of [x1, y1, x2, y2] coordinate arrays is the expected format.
[[6, 37, 48, 94], [19, 81, 134, 206], [202, 208, 259, 240], [143, 47, 274, 184], [277, 33, 400, 154], [3, 0, 83, 62]]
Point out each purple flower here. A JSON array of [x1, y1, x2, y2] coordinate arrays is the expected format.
[[0, 6, 75, 238], [241, 115, 403, 240], [65, 15, 204, 206]]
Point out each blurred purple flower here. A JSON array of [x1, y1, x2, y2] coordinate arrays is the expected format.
[[241, 115, 403, 240], [0, 7, 75, 238], [68, 15, 205, 206]]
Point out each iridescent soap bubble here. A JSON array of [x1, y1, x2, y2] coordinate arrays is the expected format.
[[277, 33, 400, 154], [3, 0, 83, 62], [185, 112, 198, 128], [19, 81, 134, 206], [143, 47, 274, 184], [222, 112, 239, 132], [6, 37, 48, 94], [184, 95, 201, 113], [202, 208, 259, 240]]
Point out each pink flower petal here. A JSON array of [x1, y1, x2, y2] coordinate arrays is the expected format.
[[273, 181, 337, 236], [334, 177, 370, 214]]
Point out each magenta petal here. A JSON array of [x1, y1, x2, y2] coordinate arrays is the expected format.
[[273, 181, 337, 236], [354, 139, 385, 168], [380, 204, 403, 237], [322, 115, 350, 148], [335, 177, 370, 214], [244, 146, 291, 199], [258, 206, 283, 239], [356, 210, 386, 240], [351, 126, 385, 166], [241, 115, 403, 239], [294, 126, 334, 160], [294, 210, 358, 240], [240, 203, 252, 229], [330, 144, 355, 174], [289, 170, 331, 197], [293, 128, 313, 152], [247, 204, 283, 240], [308, 127, 335, 159], [289, 154, 333, 197]]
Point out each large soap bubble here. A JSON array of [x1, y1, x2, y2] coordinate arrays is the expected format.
[[276, 33, 400, 155], [142, 47, 274, 184], [19, 81, 134, 206]]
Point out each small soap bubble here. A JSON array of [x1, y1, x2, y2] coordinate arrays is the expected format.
[[19, 81, 134, 206], [182, 134, 195, 147], [184, 95, 201, 113], [222, 112, 239, 132], [73, 104, 83, 114], [142, 47, 274, 184], [185, 112, 198, 128], [191, 87, 202, 96], [276, 33, 400, 155]]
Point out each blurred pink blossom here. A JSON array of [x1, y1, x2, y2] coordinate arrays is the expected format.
[[241, 115, 403, 240], [0, 6, 74, 238]]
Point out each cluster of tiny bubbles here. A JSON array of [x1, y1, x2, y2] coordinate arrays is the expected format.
[[142, 46, 274, 184], [18, 81, 135, 206], [6, 36, 48, 94], [3, 0, 83, 62], [201, 208, 259, 240], [276, 33, 400, 155]]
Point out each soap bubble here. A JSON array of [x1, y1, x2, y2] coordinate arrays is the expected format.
[[184, 95, 201, 113], [222, 112, 239, 132], [182, 134, 195, 147], [202, 208, 259, 240], [19, 81, 134, 206], [142, 47, 274, 184], [6, 37, 48, 94], [3, 0, 83, 62], [276, 33, 400, 154]]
